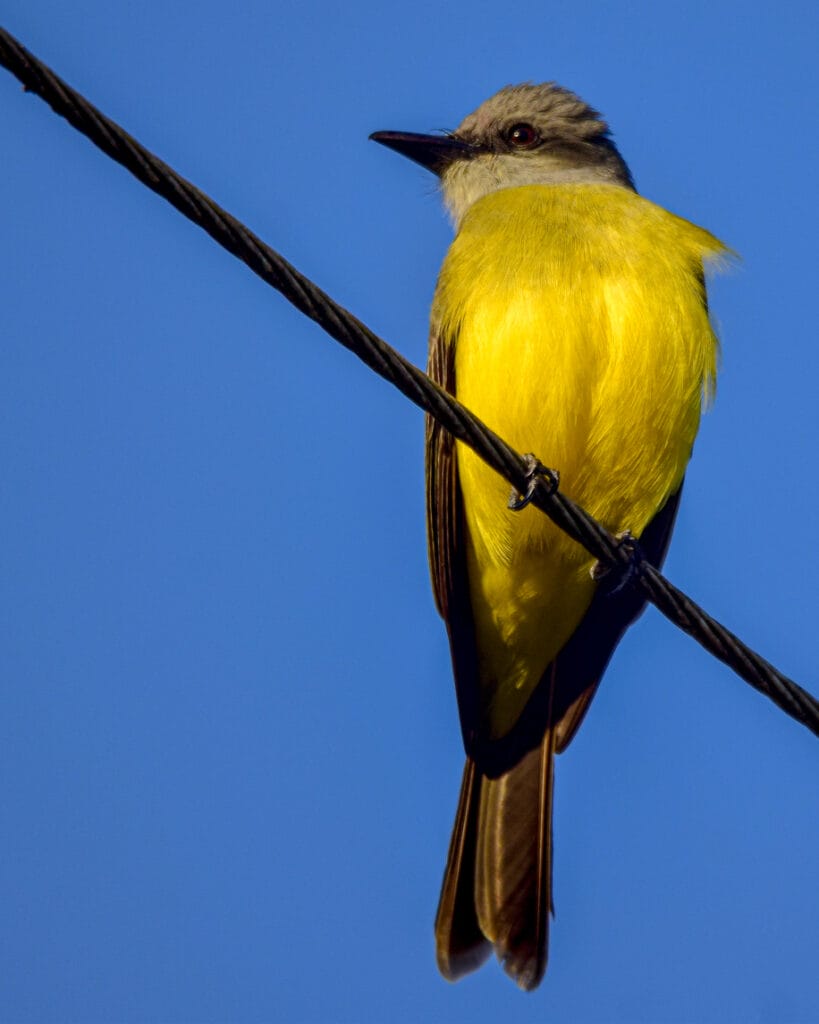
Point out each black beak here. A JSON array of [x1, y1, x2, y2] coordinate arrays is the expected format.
[[369, 130, 474, 175]]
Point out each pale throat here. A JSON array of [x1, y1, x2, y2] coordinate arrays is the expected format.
[[441, 155, 630, 226]]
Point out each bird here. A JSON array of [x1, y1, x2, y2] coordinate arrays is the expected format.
[[370, 83, 727, 991]]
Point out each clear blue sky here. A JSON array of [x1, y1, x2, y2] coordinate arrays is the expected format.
[[2, 2, 817, 1022]]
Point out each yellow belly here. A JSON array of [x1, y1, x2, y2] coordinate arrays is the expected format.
[[432, 184, 726, 738]]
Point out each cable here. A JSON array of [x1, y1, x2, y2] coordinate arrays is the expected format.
[[1, 25, 816, 737]]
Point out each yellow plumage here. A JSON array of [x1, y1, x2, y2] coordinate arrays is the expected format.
[[433, 183, 726, 739]]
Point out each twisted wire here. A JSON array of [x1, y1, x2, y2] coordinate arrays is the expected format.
[[1, 26, 816, 737]]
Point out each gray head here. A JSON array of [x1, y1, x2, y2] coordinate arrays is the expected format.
[[371, 83, 635, 225]]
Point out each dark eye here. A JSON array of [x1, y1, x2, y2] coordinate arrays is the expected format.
[[506, 122, 540, 149]]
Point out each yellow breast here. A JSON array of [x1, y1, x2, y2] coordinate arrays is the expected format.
[[432, 184, 726, 738]]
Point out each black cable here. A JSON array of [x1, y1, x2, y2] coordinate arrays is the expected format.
[[1, 26, 816, 738]]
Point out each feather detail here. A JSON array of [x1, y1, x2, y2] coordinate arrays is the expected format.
[[474, 673, 555, 990], [435, 759, 492, 980]]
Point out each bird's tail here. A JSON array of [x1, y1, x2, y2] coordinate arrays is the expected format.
[[435, 724, 555, 991]]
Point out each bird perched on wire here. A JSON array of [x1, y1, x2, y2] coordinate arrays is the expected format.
[[371, 82, 727, 991]]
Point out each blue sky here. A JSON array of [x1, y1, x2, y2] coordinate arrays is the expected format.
[[1, 2, 817, 1022]]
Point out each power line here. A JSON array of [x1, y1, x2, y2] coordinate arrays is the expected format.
[[0, 25, 816, 738]]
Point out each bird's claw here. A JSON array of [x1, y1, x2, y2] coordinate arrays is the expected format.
[[508, 454, 559, 511], [591, 530, 645, 595]]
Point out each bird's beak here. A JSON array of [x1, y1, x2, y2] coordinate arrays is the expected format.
[[369, 130, 474, 175]]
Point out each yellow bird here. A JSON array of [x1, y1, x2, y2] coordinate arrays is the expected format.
[[371, 83, 727, 991]]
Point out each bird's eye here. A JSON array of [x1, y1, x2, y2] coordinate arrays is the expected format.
[[506, 122, 540, 149]]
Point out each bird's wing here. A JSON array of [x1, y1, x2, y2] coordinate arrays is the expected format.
[[426, 323, 482, 751], [425, 323, 458, 621]]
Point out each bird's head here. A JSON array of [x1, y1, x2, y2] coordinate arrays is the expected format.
[[371, 83, 635, 225]]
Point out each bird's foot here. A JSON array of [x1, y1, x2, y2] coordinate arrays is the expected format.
[[508, 454, 559, 511], [591, 530, 645, 595]]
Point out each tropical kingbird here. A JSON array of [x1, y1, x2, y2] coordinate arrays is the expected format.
[[371, 83, 726, 991]]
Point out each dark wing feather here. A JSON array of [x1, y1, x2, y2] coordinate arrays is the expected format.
[[425, 324, 457, 619], [426, 324, 481, 752]]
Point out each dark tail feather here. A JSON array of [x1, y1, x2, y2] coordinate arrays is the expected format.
[[435, 725, 556, 991], [435, 758, 492, 980], [475, 726, 555, 990]]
